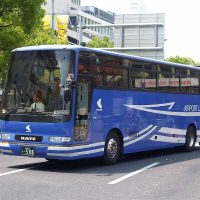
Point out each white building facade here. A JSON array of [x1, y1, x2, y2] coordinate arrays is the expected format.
[[43, 0, 165, 59], [43, 0, 114, 44], [112, 13, 165, 60]]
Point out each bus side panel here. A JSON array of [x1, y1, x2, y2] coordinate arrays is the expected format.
[[89, 89, 200, 154]]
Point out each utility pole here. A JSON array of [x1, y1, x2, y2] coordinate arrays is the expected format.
[[52, 0, 55, 29], [78, 21, 83, 45]]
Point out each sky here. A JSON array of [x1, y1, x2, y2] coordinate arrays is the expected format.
[[81, 0, 200, 62]]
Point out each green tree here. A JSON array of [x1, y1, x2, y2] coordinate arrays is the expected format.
[[24, 28, 58, 46], [0, 0, 44, 33], [165, 55, 200, 66], [0, 0, 45, 83], [87, 36, 114, 48], [0, 0, 64, 84]]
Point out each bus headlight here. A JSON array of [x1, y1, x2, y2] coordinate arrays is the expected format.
[[49, 136, 71, 143], [0, 133, 11, 140]]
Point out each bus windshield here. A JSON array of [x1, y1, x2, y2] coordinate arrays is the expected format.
[[3, 50, 75, 120]]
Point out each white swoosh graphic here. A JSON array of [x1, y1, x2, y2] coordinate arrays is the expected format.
[[47, 148, 104, 157], [134, 102, 175, 110], [124, 103, 200, 117], [124, 125, 154, 141], [124, 126, 157, 146], [150, 135, 185, 144], [158, 127, 186, 136]]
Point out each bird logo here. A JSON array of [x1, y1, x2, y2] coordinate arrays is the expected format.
[[26, 125, 31, 133]]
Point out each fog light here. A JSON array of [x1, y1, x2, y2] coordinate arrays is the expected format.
[[49, 136, 71, 143], [0, 133, 11, 140]]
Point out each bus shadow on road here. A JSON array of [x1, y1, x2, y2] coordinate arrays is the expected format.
[[8, 147, 200, 176]]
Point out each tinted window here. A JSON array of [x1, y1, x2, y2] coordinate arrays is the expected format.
[[130, 61, 157, 89], [190, 70, 200, 93], [158, 65, 180, 92], [92, 54, 128, 88]]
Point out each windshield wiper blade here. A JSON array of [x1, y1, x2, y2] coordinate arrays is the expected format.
[[11, 82, 25, 103], [24, 112, 62, 121], [1, 108, 17, 120]]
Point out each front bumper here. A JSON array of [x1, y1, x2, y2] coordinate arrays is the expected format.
[[0, 141, 105, 160]]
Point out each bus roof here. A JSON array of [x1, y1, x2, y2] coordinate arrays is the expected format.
[[12, 45, 73, 52], [12, 45, 200, 71]]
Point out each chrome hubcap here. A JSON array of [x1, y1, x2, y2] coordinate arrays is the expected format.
[[107, 138, 118, 159], [188, 133, 195, 147]]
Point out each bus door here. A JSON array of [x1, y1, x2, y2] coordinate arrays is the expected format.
[[74, 76, 92, 142]]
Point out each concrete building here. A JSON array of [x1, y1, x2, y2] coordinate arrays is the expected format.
[[44, 0, 80, 15], [43, 1, 165, 60], [43, 0, 114, 44], [81, 6, 115, 24], [111, 13, 165, 60]]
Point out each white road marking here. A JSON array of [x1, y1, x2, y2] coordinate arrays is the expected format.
[[108, 162, 160, 185], [0, 163, 45, 177]]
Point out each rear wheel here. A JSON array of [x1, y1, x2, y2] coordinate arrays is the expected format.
[[103, 131, 121, 165], [185, 126, 196, 151]]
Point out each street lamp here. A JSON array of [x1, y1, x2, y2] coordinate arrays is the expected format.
[[52, 0, 55, 29], [78, 21, 86, 45]]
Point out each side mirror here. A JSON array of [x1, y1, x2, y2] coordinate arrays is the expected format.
[[64, 89, 72, 102]]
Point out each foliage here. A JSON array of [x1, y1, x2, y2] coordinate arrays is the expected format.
[[165, 55, 200, 66], [24, 28, 58, 46], [0, 0, 45, 84], [87, 36, 114, 48], [0, 0, 45, 32], [0, 0, 66, 85]]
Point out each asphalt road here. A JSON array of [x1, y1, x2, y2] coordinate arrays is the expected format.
[[0, 148, 200, 200]]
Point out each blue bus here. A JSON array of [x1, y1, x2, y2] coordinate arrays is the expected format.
[[0, 45, 200, 164]]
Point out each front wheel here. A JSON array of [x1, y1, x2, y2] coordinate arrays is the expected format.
[[185, 126, 196, 151], [103, 132, 121, 165], [45, 158, 59, 162]]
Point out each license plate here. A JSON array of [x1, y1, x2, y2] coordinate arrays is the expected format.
[[21, 146, 35, 157]]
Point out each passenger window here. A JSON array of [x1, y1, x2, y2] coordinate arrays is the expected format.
[[130, 70, 144, 88], [158, 65, 180, 92], [143, 64, 157, 89], [190, 70, 199, 93], [180, 69, 191, 93], [130, 62, 157, 90], [92, 54, 128, 88]]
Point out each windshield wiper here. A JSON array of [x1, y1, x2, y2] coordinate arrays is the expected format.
[[1, 108, 17, 120], [11, 82, 25, 104], [24, 112, 63, 121]]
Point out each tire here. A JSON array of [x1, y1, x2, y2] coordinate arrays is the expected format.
[[45, 158, 58, 162], [103, 131, 121, 165], [185, 126, 196, 151]]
